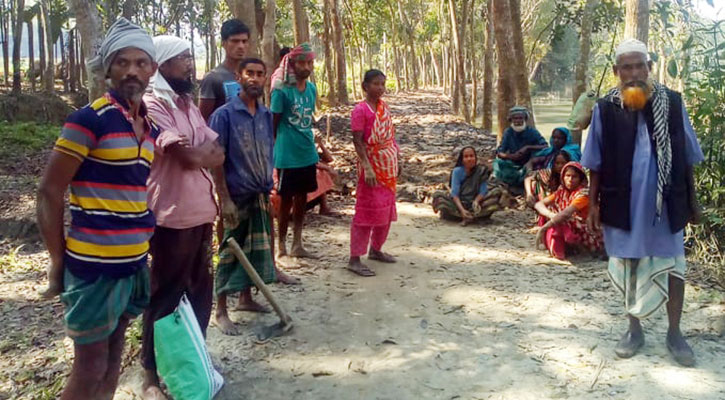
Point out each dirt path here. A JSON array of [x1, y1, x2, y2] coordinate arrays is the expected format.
[[123, 91, 725, 399], [1, 90, 723, 399]]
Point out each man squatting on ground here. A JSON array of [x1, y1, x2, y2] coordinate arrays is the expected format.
[[209, 58, 278, 335], [582, 38, 704, 367], [36, 18, 160, 399], [141, 35, 225, 399]]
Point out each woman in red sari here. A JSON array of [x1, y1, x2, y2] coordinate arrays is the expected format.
[[534, 162, 603, 260], [347, 69, 400, 276]]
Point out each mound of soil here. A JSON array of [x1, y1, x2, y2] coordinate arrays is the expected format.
[[0, 92, 74, 124]]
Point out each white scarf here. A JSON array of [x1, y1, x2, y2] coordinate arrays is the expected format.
[[149, 35, 191, 109]]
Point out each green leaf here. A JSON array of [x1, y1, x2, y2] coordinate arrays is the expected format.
[[667, 59, 679, 79], [682, 35, 695, 51]]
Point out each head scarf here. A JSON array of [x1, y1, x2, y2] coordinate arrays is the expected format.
[[148, 35, 191, 109], [507, 105, 529, 121], [533, 127, 582, 168], [270, 43, 316, 90], [553, 161, 589, 213], [87, 18, 156, 78]]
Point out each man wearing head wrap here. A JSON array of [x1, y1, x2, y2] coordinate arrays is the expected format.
[[582, 38, 704, 367], [36, 18, 161, 399], [270, 43, 320, 259], [493, 105, 547, 189], [141, 35, 225, 398]]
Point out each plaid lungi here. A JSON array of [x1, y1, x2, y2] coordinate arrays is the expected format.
[[215, 194, 276, 296]]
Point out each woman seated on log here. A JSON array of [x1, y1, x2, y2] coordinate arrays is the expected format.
[[534, 161, 603, 260], [432, 146, 508, 226], [527, 126, 581, 171], [524, 149, 572, 211]]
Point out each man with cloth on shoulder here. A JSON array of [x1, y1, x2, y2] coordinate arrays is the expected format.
[[141, 35, 225, 399], [582, 38, 704, 367]]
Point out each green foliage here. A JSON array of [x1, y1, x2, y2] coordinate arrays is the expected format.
[[0, 121, 60, 163], [682, 19, 725, 287]]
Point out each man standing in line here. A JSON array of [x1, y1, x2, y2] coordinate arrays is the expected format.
[[199, 19, 250, 121], [141, 36, 225, 399], [210, 58, 280, 335], [582, 39, 704, 367], [270, 43, 319, 258], [36, 18, 159, 399]]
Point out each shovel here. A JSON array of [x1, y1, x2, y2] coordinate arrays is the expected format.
[[225, 237, 294, 341]]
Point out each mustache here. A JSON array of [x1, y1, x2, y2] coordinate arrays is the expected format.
[[121, 77, 144, 87]]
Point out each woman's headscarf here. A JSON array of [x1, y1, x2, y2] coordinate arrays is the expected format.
[[553, 161, 589, 212], [534, 127, 582, 168], [559, 161, 588, 189], [270, 43, 316, 90]]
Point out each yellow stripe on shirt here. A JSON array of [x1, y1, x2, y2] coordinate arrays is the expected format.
[[90, 146, 141, 160], [66, 237, 149, 258], [70, 194, 147, 213], [55, 137, 90, 159]]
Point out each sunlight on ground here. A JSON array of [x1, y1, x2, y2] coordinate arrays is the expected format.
[[648, 367, 723, 395]]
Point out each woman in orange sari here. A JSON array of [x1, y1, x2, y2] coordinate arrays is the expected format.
[[347, 69, 400, 276]]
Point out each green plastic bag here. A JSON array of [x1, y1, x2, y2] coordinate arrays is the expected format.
[[155, 294, 224, 400]]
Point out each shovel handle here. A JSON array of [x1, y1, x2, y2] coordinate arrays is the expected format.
[[225, 237, 292, 325]]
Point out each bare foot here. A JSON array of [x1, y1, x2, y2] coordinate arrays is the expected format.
[[347, 257, 376, 277], [142, 385, 167, 400], [277, 243, 288, 258], [368, 249, 397, 263], [319, 207, 338, 216], [275, 267, 301, 285], [214, 312, 240, 335], [39, 283, 62, 299], [235, 298, 271, 313], [290, 245, 317, 259]]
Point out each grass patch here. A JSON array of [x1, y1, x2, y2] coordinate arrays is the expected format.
[[0, 121, 60, 163]]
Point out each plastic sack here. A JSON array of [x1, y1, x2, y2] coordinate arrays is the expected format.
[[154, 294, 224, 400]]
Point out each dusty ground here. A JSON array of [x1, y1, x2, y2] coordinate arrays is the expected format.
[[1, 90, 724, 399]]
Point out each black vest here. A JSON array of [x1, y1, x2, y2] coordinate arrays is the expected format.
[[596, 89, 690, 233]]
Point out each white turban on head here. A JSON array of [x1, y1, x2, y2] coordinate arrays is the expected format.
[[615, 38, 649, 61], [149, 35, 192, 108], [87, 18, 156, 76]]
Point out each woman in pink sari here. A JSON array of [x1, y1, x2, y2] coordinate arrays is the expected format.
[[348, 69, 400, 276]]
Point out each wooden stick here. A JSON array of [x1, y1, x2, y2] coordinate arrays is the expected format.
[[226, 237, 292, 326], [589, 359, 605, 389]]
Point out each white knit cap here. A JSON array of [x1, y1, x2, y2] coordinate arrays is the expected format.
[[615, 38, 649, 60]]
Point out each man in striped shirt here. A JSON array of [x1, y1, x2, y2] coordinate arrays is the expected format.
[[36, 18, 159, 399]]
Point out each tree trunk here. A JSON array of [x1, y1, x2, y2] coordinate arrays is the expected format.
[[508, 0, 534, 126], [38, 12, 45, 85], [68, 0, 103, 100], [348, 47, 358, 99], [11, 0, 25, 94], [261, 0, 275, 103], [449, 0, 470, 122], [122, 0, 136, 20], [396, 1, 418, 90], [625, 0, 649, 45], [330, 0, 348, 104], [189, 24, 196, 84], [291, 0, 310, 44], [430, 47, 441, 87], [469, 3, 478, 123], [492, 0, 517, 142], [322, 0, 336, 105], [573, 0, 598, 104], [482, 0, 494, 132], [69, 28, 77, 92], [40, 0, 53, 92], [27, 18, 35, 91], [227, 0, 258, 56], [0, 0, 8, 87]]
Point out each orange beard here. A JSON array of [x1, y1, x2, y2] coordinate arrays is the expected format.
[[622, 86, 648, 111]]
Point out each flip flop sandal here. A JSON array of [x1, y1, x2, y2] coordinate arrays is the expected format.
[[347, 264, 376, 277]]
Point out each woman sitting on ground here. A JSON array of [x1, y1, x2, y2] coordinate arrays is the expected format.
[[527, 126, 581, 171], [534, 162, 603, 260], [432, 146, 508, 225], [524, 149, 571, 210]]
